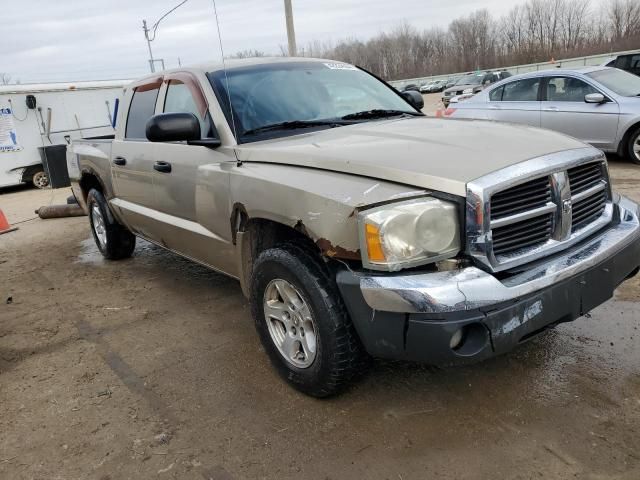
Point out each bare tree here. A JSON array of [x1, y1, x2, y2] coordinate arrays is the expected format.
[[228, 49, 266, 59], [0, 73, 11, 85], [292, 0, 635, 81]]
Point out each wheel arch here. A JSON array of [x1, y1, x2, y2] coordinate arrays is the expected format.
[[233, 211, 326, 298], [618, 119, 640, 157]]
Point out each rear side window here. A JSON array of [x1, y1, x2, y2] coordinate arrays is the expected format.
[[489, 85, 504, 101], [125, 86, 160, 139], [501, 78, 541, 102]]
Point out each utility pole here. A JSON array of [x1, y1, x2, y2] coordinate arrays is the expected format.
[[284, 0, 297, 57], [142, 0, 189, 73], [142, 20, 156, 73]]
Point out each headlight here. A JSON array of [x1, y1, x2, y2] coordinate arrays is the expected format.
[[358, 198, 460, 271], [462, 87, 473, 94]]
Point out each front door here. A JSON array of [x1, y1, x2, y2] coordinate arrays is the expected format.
[[151, 73, 237, 274], [540, 76, 620, 151]]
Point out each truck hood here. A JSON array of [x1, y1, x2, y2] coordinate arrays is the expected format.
[[234, 117, 589, 196]]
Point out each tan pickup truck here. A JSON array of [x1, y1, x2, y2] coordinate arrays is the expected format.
[[67, 57, 640, 397]]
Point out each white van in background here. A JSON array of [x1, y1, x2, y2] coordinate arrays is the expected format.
[[0, 80, 128, 189]]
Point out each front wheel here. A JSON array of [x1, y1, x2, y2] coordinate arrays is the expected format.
[[32, 170, 49, 189], [626, 127, 640, 165], [250, 244, 367, 397], [87, 189, 136, 260]]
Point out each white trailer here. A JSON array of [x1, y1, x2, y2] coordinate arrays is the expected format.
[[0, 80, 128, 189]]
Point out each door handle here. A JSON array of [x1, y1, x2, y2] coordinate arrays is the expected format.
[[489, 105, 501, 110], [153, 161, 172, 173], [113, 156, 127, 166], [543, 106, 559, 112]]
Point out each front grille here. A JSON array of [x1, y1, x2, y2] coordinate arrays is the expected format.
[[476, 158, 612, 268], [490, 177, 553, 257], [467, 153, 613, 272], [492, 213, 553, 256], [491, 177, 551, 220], [568, 162, 607, 233], [568, 162, 604, 195], [572, 188, 607, 231]]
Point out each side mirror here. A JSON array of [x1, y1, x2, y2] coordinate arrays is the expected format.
[[146, 113, 201, 142], [585, 93, 606, 104], [402, 90, 424, 110]]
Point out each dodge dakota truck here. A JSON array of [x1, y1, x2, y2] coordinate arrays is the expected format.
[[67, 58, 640, 397]]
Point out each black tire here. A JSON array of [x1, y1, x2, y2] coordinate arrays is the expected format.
[[250, 243, 368, 397], [87, 189, 136, 260], [625, 126, 640, 165]]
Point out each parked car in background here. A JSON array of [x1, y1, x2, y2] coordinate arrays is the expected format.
[[67, 57, 640, 397], [444, 76, 461, 89], [419, 81, 435, 93], [603, 52, 640, 77], [429, 79, 446, 92], [442, 70, 511, 106], [446, 67, 640, 164]]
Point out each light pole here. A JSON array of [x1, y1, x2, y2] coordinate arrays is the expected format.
[[142, 0, 189, 73], [284, 0, 297, 57]]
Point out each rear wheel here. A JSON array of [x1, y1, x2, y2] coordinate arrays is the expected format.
[[626, 127, 640, 165], [32, 170, 49, 189], [87, 189, 136, 260], [250, 244, 367, 397]]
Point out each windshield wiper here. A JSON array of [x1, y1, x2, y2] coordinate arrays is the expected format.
[[242, 120, 346, 136], [341, 109, 422, 120]]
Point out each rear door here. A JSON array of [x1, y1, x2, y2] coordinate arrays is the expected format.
[[110, 77, 166, 240], [485, 77, 542, 127], [150, 72, 237, 273], [540, 75, 619, 150]]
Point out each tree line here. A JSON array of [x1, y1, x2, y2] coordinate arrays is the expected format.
[[235, 0, 640, 80]]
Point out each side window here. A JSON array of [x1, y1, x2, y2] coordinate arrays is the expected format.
[[125, 86, 160, 140], [163, 80, 214, 139], [546, 77, 598, 102], [502, 78, 541, 102], [489, 85, 504, 101]]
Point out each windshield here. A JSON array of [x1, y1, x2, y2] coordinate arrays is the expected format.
[[586, 68, 640, 97], [207, 61, 418, 142], [455, 74, 484, 86]]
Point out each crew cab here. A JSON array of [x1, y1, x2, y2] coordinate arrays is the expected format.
[[67, 58, 640, 397]]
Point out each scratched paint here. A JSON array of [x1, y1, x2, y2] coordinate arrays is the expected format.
[[500, 300, 544, 335]]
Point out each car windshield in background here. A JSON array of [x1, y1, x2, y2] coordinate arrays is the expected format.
[[587, 68, 640, 97], [455, 74, 484, 86], [208, 62, 418, 142]]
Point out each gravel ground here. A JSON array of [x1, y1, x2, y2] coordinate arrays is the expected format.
[[1, 142, 640, 479]]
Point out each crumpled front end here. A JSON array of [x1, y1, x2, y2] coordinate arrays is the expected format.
[[336, 190, 640, 364]]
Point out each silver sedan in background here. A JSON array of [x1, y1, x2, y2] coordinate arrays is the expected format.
[[447, 67, 640, 164]]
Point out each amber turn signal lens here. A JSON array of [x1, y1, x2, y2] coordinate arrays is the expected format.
[[365, 223, 386, 262]]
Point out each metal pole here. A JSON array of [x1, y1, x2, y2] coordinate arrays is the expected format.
[[284, 0, 297, 57], [143, 20, 156, 73]]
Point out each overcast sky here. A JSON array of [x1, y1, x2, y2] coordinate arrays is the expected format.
[[4, 0, 516, 84]]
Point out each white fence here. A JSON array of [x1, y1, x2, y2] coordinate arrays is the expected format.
[[389, 48, 640, 89]]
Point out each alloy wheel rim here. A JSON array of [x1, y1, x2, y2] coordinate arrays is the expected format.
[[633, 133, 640, 162], [91, 204, 107, 249], [263, 279, 317, 369]]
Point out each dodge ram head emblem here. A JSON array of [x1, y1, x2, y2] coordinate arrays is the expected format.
[[562, 199, 573, 214]]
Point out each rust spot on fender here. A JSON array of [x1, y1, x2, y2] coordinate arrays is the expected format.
[[316, 238, 361, 261]]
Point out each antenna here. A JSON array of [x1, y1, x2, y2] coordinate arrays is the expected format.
[[211, 0, 239, 147]]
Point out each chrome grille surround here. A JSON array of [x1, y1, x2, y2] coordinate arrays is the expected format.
[[466, 147, 613, 273]]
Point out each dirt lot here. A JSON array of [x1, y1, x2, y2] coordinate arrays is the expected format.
[[2, 150, 640, 479]]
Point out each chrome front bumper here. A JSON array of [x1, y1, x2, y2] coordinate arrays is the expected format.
[[358, 195, 640, 314]]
